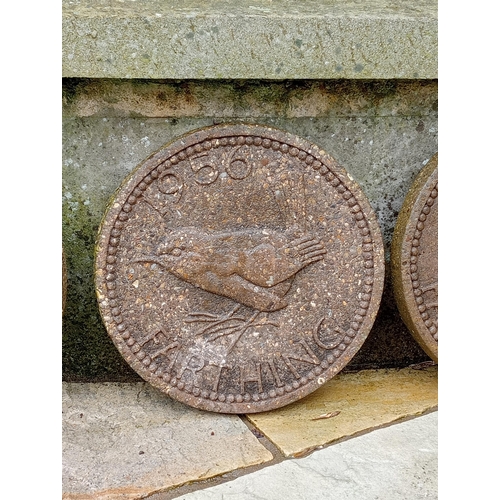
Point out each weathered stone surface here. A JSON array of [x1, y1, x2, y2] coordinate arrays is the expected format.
[[62, 0, 437, 80], [62, 79, 438, 381], [94, 123, 385, 413], [175, 411, 438, 500], [62, 382, 273, 499], [246, 366, 437, 457], [63, 79, 439, 120]]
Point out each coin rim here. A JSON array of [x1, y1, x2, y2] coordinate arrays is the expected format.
[[95, 123, 386, 413], [391, 152, 438, 362]]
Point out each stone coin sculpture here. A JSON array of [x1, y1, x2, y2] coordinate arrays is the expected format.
[[391, 153, 438, 362], [95, 124, 385, 413]]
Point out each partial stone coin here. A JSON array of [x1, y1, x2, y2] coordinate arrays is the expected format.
[[391, 153, 438, 361], [95, 123, 384, 413]]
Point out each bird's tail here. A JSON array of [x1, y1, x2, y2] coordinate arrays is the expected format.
[[272, 168, 308, 233]]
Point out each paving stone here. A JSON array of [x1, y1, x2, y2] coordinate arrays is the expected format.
[[247, 366, 437, 457], [62, 382, 273, 500], [175, 411, 437, 500]]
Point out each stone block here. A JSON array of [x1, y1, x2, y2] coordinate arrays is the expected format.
[[62, 0, 437, 80], [175, 412, 438, 500]]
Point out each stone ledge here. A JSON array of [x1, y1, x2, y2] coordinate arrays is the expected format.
[[62, 0, 437, 80]]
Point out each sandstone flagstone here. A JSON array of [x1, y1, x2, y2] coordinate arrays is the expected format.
[[246, 366, 437, 457], [62, 383, 272, 500]]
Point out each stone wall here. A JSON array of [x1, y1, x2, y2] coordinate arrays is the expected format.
[[62, 1, 437, 381], [62, 78, 437, 380]]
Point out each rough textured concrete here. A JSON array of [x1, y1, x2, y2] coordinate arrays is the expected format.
[[62, 78, 437, 381], [62, 0, 437, 80], [62, 382, 273, 500], [247, 366, 437, 457], [174, 411, 438, 500]]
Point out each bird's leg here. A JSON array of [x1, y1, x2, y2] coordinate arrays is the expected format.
[[199, 313, 248, 337], [227, 304, 242, 317]]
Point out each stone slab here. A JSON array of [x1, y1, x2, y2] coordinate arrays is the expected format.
[[175, 411, 438, 500], [62, 382, 273, 499], [62, 0, 437, 79], [246, 366, 437, 457]]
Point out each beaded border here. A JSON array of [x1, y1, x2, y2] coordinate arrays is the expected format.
[[409, 180, 438, 342]]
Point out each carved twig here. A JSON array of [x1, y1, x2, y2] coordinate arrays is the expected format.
[[203, 318, 247, 338]]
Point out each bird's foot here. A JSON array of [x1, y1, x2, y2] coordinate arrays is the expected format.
[[211, 311, 281, 353]]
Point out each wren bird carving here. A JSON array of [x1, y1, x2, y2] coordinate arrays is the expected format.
[[133, 167, 328, 359], [135, 169, 326, 317], [135, 226, 326, 312]]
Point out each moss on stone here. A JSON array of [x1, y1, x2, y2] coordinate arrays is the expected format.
[[62, 191, 141, 381]]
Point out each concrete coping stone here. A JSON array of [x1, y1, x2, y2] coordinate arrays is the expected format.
[[62, 0, 437, 80]]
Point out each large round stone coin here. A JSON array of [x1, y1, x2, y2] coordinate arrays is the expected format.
[[95, 124, 385, 413], [391, 153, 438, 362]]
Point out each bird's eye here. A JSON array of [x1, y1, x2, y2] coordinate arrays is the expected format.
[[171, 247, 182, 257]]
